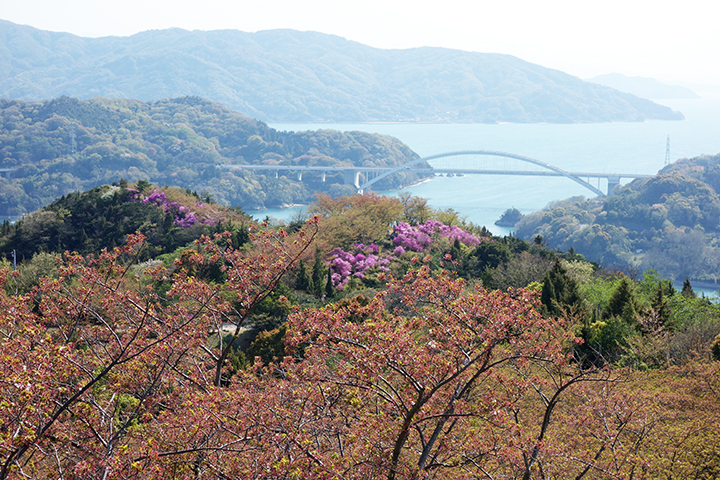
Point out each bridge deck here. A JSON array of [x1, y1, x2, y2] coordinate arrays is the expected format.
[[220, 164, 651, 179]]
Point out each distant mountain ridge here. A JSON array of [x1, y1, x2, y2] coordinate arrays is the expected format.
[[586, 73, 699, 100], [0, 20, 683, 123]]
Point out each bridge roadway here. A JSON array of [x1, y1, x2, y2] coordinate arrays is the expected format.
[[220, 162, 651, 197], [220, 165, 646, 177], [220, 164, 647, 178], [0, 150, 649, 195]]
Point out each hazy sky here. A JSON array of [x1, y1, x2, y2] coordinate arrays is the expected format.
[[2, 0, 718, 86]]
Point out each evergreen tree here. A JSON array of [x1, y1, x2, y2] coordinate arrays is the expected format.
[[540, 260, 582, 317], [465, 241, 511, 278], [681, 276, 696, 298], [540, 275, 557, 313], [574, 309, 632, 367], [219, 221, 249, 248], [136, 179, 151, 194], [604, 277, 640, 324], [648, 281, 672, 329], [451, 238, 462, 261], [575, 311, 601, 368], [234, 224, 250, 247], [325, 267, 335, 299], [295, 261, 312, 292], [78, 227, 89, 250], [712, 333, 720, 362], [311, 249, 324, 297]]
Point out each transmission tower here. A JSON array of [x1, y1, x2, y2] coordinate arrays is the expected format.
[[664, 135, 670, 166]]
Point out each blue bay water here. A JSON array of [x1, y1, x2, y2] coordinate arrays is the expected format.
[[262, 97, 720, 236]]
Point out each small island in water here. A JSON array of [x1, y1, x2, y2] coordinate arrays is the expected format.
[[495, 207, 524, 227]]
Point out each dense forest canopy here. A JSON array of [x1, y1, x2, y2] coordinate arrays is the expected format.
[[0, 96, 426, 215], [0, 20, 684, 123], [1, 186, 719, 479], [515, 153, 720, 282]]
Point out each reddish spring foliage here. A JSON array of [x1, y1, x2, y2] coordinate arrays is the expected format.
[[1, 222, 719, 479], [283, 266, 583, 479], [0, 219, 319, 480]]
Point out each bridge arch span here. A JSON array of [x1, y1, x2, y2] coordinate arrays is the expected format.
[[359, 150, 605, 197]]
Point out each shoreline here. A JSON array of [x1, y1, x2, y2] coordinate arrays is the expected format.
[[391, 177, 434, 190]]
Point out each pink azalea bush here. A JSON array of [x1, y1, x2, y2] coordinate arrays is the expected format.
[[131, 189, 197, 228], [392, 220, 481, 252], [327, 222, 485, 290], [328, 243, 391, 290]]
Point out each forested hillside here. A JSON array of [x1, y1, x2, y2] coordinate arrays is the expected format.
[[0, 20, 684, 123], [515, 153, 720, 282], [2, 186, 719, 479], [0, 96, 424, 215], [0, 181, 254, 262]]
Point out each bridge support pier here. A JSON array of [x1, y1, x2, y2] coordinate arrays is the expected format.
[[344, 170, 360, 188], [607, 176, 620, 195]]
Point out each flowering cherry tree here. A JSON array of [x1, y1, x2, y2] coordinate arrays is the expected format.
[[282, 266, 594, 478], [0, 217, 319, 479]]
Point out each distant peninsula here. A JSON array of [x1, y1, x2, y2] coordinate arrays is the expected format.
[[514, 153, 720, 282], [0, 96, 426, 215], [586, 73, 699, 100], [0, 20, 683, 124]]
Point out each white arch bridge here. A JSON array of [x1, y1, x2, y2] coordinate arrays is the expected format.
[[221, 150, 652, 196]]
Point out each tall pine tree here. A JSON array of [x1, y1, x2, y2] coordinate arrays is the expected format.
[[311, 249, 324, 297], [681, 276, 696, 298], [603, 277, 640, 324], [540, 260, 582, 317], [295, 261, 312, 293], [325, 267, 335, 299]]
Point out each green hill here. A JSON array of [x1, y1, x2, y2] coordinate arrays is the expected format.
[[514, 153, 720, 281], [0, 181, 253, 261], [0, 96, 424, 215], [0, 20, 683, 123]]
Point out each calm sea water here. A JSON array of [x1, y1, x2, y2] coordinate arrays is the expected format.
[[265, 96, 720, 236]]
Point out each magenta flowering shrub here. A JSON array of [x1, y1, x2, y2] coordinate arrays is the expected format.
[[327, 222, 484, 290], [392, 220, 481, 252], [328, 243, 391, 290], [133, 189, 197, 228]]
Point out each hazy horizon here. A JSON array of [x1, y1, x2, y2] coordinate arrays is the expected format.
[[1, 0, 719, 88]]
